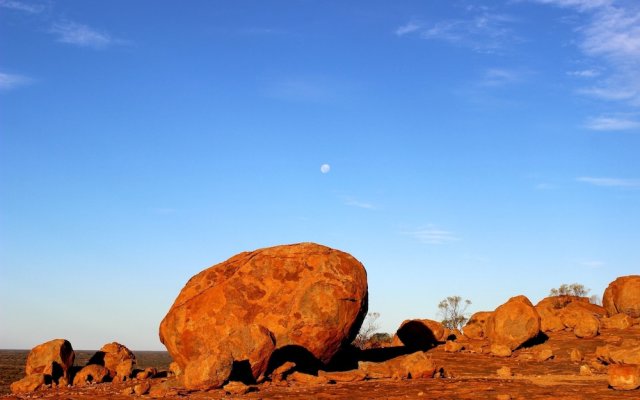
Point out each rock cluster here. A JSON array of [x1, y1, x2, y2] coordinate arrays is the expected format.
[[11, 339, 147, 395]]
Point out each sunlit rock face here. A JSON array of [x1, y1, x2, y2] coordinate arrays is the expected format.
[[159, 242, 368, 390], [603, 275, 640, 318]]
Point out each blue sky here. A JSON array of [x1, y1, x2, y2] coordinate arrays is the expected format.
[[1, 0, 638, 350]]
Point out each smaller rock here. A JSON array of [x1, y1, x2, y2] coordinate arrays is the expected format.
[[10, 374, 46, 394], [490, 344, 512, 357], [318, 369, 366, 383], [134, 381, 151, 396], [73, 364, 110, 386], [444, 340, 463, 353], [579, 365, 592, 376], [601, 313, 633, 330], [570, 349, 583, 362], [116, 359, 135, 381], [148, 378, 181, 398], [58, 376, 69, 387], [466, 341, 485, 354], [122, 386, 134, 395], [168, 361, 182, 377], [271, 361, 296, 383], [136, 367, 158, 380], [533, 344, 554, 361], [223, 381, 250, 395], [573, 313, 600, 338], [497, 366, 512, 378], [496, 395, 512, 400], [287, 371, 327, 385], [608, 364, 640, 390]]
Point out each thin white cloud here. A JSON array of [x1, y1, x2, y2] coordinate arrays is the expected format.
[[480, 68, 524, 86], [405, 225, 459, 245], [577, 176, 640, 187], [567, 69, 600, 77], [0, 71, 33, 90], [395, 11, 517, 53], [344, 197, 376, 210], [50, 21, 118, 49], [395, 21, 421, 36], [531, 0, 612, 11], [585, 115, 640, 130], [0, 0, 45, 13], [533, 1, 640, 107]]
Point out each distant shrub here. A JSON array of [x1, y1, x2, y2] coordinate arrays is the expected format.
[[353, 312, 380, 350], [549, 283, 590, 297], [438, 296, 472, 330]]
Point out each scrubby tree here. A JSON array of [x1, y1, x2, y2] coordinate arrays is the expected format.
[[438, 296, 471, 330], [549, 283, 590, 297], [353, 312, 380, 350]]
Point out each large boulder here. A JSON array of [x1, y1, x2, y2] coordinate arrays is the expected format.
[[395, 319, 445, 350], [25, 339, 75, 382], [463, 311, 492, 339], [603, 275, 640, 318], [485, 295, 541, 350], [159, 243, 368, 390]]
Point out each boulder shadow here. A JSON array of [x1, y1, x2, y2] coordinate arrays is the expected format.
[[520, 332, 550, 349], [397, 320, 439, 351], [265, 345, 323, 376]]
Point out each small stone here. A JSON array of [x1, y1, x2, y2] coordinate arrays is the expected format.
[[570, 349, 583, 362], [496, 395, 512, 400], [121, 386, 134, 395], [444, 340, 463, 353], [318, 369, 366, 382], [497, 366, 512, 378], [534, 344, 553, 361], [134, 381, 151, 396], [287, 372, 327, 385], [491, 344, 512, 357], [579, 365, 592, 376], [223, 381, 250, 395], [271, 361, 296, 382]]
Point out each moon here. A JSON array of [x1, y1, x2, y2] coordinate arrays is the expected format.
[[320, 164, 331, 174]]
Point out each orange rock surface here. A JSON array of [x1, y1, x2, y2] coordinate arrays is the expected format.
[[603, 275, 640, 318], [24, 339, 74, 382], [158, 243, 368, 389], [486, 295, 541, 350]]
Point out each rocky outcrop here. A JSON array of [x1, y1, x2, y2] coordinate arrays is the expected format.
[[485, 296, 541, 350], [463, 311, 492, 339], [159, 243, 368, 390], [535, 296, 605, 337], [603, 276, 640, 318], [24, 339, 75, 382], [88, 342, 136, 381], [395, 319, 445, 350]]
